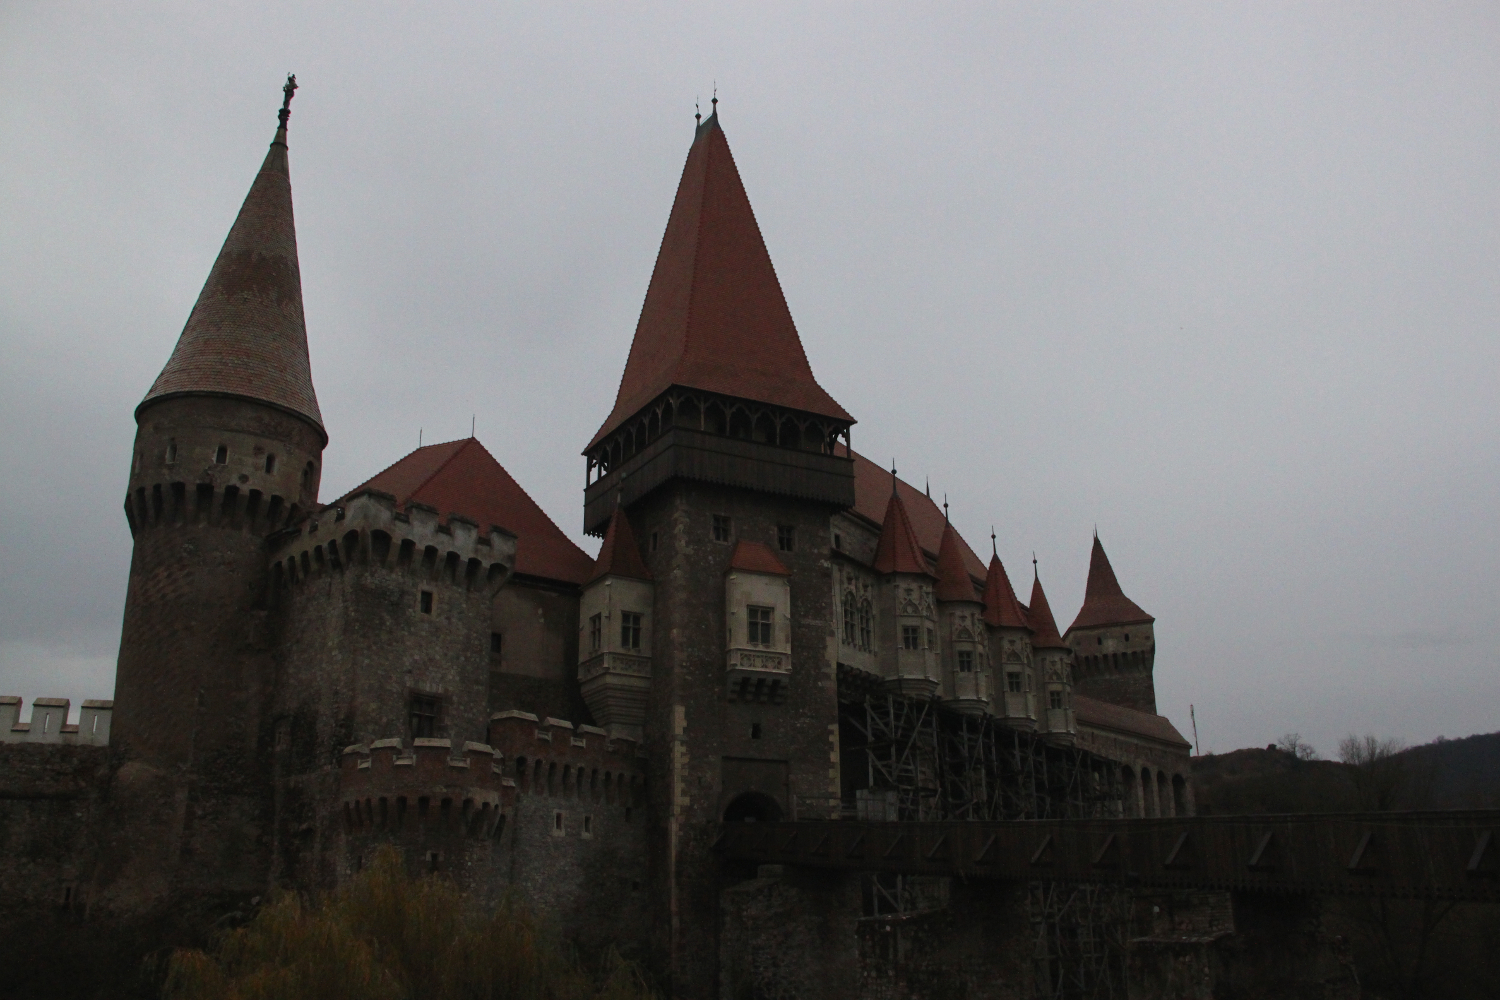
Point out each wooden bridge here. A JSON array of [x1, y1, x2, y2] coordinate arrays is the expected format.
[[717, 810, 1500, 901]]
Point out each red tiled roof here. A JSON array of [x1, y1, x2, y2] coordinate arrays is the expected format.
[[934, 523, 979, 602], [349, 438, 594, 586], [589, 506, 652, 584], [982, 553, 1029, 629], [842, 447, 987, 580], [728, 540, 790, 576], [1067, 535, 1154, 632], [140, 120, 324, 437], [1073, 695, 1189, 748], [872, 485, 932, 576], [1026, 572, 1068, 648], [587, 113, 852, 450]]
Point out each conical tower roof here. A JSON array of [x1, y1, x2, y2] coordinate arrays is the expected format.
[[139, 79, 324, 438], [589, 505, 652, 584], [586, 111, 851, 450], [982, 553, 1028, 628], [934, 523, 979, 602], [873, 480, 932, 576], [1067, 535, 1153, 632], [1027, 570, 1068, 649]]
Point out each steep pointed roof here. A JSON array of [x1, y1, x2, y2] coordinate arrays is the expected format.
[[1067, 536, 1154, 632], [729, 540, 791, 576], [588, 506, 652, 584], [1027, 571, 1068, 648], [586, 113, 851, 450], [934, 523, 980, 602], [982, 553, 1029, 628], [140, 93, 323, 437], [839, 445, 986, 579], [872, 482, 933, 576], [349, 438, 594, 585]]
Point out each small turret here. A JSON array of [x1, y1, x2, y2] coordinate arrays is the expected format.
[[982, 545, 1034, 727], [1065, 535, 1158, 713], [1028, 566, 1075, 740], [934, 521, 987, 713], [872, 472, 938, 697], [578, 505, 655, 741]]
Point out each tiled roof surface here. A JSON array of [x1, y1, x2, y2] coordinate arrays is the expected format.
[[589, 507, 652, 584], [872, 487, 932, 576], [934, 524, 980, 602], [729, 540, 791, 576], [1067, 535, 1154, 632], [349, 438, 594, 586], [842, 447, 987, 580], [982, 553, 1029, 629], [587, 114, 851, 450], [140, 127, 324, 434], [1026, 572, 1068, 649], [1073, 695, 1190, 748]]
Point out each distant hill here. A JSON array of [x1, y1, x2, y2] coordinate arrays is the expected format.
[[1192, 731, 1500, 815]]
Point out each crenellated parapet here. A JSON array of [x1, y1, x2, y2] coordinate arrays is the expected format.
[[488, 711, 646, 807], [340, 737, 514, 839], [124, 477, 307, 539], [0, 697, 112, 746], [271, 489, 516, 596]]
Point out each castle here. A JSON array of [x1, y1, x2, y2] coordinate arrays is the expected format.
[[0, 81, 1196, 998]]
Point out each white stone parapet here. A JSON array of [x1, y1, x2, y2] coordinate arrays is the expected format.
[[0, 697, 113, 745]]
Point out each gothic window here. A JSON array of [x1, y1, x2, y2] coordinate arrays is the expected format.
[[957, 650, 974, 673], [589, 613, 602, 652], [712, 514, 732, 542], [747, 605, 773, 646], [1048, 689, 1064, 710], [409, 694, 439, 739], [1007, 671, 1023, 694], [859, 600, 873, 650], [620, 612, 642, 651], [777, 525, 796, 552], [843, 593, 857, 645], [902, 625, 920, 650]]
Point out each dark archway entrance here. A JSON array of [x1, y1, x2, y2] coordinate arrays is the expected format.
[[723, 791, 783, 823]]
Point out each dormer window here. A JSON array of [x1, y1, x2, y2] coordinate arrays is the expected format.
[[620, 612, 642, 651], [746, 605, 773, 646]]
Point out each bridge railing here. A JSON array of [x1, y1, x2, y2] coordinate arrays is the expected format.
[[716, 811, 1500, 901]]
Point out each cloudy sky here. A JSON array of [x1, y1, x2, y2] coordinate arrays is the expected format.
[[3, 3, 1496, 756]]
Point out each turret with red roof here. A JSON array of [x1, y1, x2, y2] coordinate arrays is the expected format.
[[1065, 534, 1159, 713]]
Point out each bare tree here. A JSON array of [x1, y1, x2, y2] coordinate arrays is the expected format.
[[1276, 733, 1319, 760], [1337, 734, 1408, 811]]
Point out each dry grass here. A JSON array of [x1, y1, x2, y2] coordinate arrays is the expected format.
[[163, 848, 658, 1000]]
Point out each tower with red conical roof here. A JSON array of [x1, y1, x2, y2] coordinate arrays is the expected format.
[[109, 77, 328, 918], [1065, 534, 1158, 713], [935, 520, 989, 713], [873, 475, 940, 697], [982, 546, 1037, 728], [1028, 565, 1077, 741]]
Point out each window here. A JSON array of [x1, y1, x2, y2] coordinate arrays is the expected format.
[[712, 514, 732, 542], [1048, 689, 1064, 710], [214, 445, 228, 464], [553, 811, 564, 835], [490, 632, 503, 657], [750, 722, 762, 739], [419, 590, 434, 614], [957, 650, 974, 673], [902, 625, 920, 650], [582, 815, 593, 838], [589, 613, 603, 652], [165, 439, 177, 464], [620, 611, 642, 650], [926, 628, 935, 650], [833, 532, 843, 551], [426, 851, 440, 872], [650, 531, 658, 553], [409, 694, 438, 738], [858, 600, 873, 650], [842, 593, 857, 645], [265, 454, 276, 474], [777, 525, 796, 552], [747, 605, 773, 646], [1007, 671, 1023, 694]]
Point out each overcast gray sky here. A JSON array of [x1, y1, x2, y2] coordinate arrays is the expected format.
[[3, 3, 1496, 756]]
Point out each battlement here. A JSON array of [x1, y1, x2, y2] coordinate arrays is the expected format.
[[0, 697, 112, 745], [488, 711, 647, 806], [273, 490, 517, 596], [124, 479, 306, 539], [340, 737, 514, 838]]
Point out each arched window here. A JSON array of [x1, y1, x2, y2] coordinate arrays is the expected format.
[[859, 600, 873, 650], [842, 593, 857, 646]]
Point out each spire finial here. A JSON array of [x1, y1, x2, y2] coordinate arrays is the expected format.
[[943, 494, 949, 522], [991, 526, 997, 557], [695, 96, 701, 125], [1032, 551, 1038, 576], [278, 73, 297, 132], [925, 476, 930, 498], [890, 460, 898, 497], [712, 83, 718, 115]]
